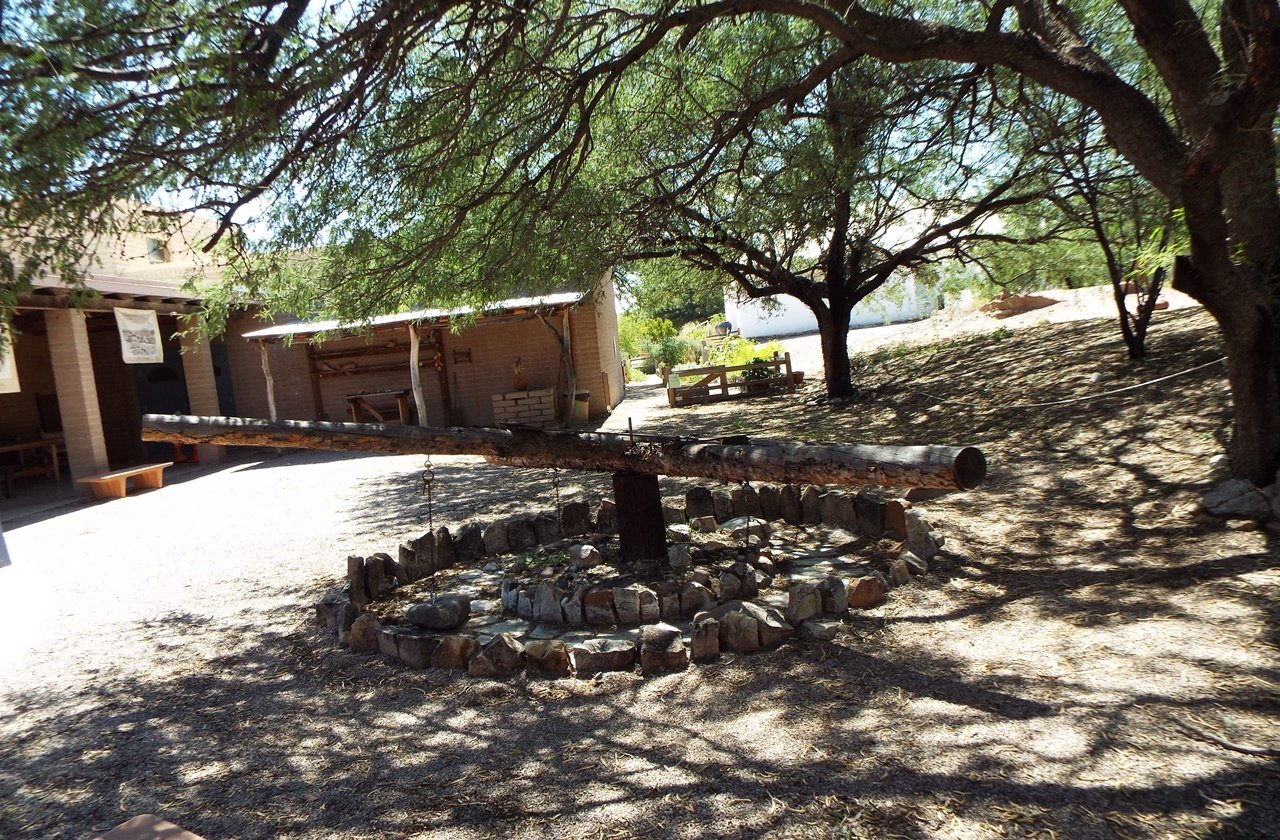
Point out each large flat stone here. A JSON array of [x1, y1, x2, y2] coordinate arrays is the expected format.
[[637, 622, 688, 675], [524, 639, 572, 678], [398, 633, 440, 670], [430, 635, 479, 669], [468, 633, 525, 677], [571, 638, 637, 675]]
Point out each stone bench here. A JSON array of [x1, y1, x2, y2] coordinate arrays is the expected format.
[[77, 462, 174, 500]]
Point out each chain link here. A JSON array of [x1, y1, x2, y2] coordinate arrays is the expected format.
[[551, 466, 562, 530], [417, 453, 435, 535]]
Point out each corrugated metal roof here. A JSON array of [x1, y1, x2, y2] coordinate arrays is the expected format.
[[240, 291, 585, 340]]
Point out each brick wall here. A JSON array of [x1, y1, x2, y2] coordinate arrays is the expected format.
[[223, 310, 316, 421], [491, 387, 557, 426]]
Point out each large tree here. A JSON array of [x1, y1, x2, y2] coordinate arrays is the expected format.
[[3, 2, 1280, 483]]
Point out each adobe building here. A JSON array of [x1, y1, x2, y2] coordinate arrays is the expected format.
[[1, 220, 625, 499]]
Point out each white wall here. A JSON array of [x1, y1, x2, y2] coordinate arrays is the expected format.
[[724, 277, 938, 339]]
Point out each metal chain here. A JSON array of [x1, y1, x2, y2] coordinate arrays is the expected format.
[[551, 466, 562, 529], [417, 453, 435, 535], [417, 454, 438, 602]]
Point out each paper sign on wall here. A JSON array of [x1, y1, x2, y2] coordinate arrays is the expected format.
[[0, 326, 19, 394], [113, 308, 164, 364]]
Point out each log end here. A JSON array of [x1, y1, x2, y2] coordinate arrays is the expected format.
[[954, 446, 987, 489]]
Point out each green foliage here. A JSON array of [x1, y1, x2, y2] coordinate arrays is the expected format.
[[739, 357, 775, 382], [645, 334, 697, 370], [708, 336, 784, 368], [620, 259, 725, 325], [618, 312, 677, 358], [510, 548, 569, 574]]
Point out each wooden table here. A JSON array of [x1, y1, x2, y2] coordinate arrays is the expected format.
[[347, 389, 413, 424], [0, 437, 64, 482]]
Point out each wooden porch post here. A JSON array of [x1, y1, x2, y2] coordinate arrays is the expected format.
[[258, 339, 278, 420], [408, 324, 428, 426]]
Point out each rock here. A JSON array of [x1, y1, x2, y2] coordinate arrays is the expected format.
[[560, 501, 592, 536], [800, 486, 822, 524], [816, 576, 848, 614], [690, 619, 719, 663], [654, 581, 682, 620], [712, 490, 735, 523], [780, 485, 803, 525], [397, 633, 439, 670], [430, 635, 479, 669], [668, 543, 693, 570], [637, 587, 661, 623], [680, 581, 715, 618], [718, 571, 743, 601], [379, 551, 409, 587], [847, 576, 887, 609], [883, 499, 910, 540], [737, 567, 760, 598], [855, 492, 885, 537], [583, 589, 617, 625], [637, 623, 688, 675], [529, 512, 560, 545], [904, 508, 939, 560], [901, 551, 928, 576], [377, 624, 402, 658], [723, 516, 771, 542], [889, 557, 912, 587], [685, 486, 715, 519], [363, 554, 389, 600], [531, 584, 566, 623], [719, 611, 761, 653], [612, 586, 641, 624], [800, 620, 840, 642], [454, 523, 485, 563], [347, 613, 380, 652], [500, 579, 520, 611], [561, 587, 586, 625], [750, 555, 777, 576], [755, 606, 795, 648], [667, 524, 691, 543], [662, 504, 686, 525], [431, 528, 456, 572], [407, 532, 436, 580], [702, 538, 732, 553], [1201, 479, 1272, 518], [1208, 453, 1232, 474], [571, 638, 636, 675], [406, 594, 471, 631], [691, 569, 713, 586], [596, 498, 618, 533], [568, 543, 602, 571], [818, 492, 843, 528], [315, 594, 354, 633], [731, 485, 763, 518], [524, 639, 572, 678], [689, 516, 718, 533], [516, 590, 534, 620], [758, 484, 782, 520], [398, 542, 417, 579], [482, 519, 510, 555], [468, 633, 525, 677], [786, 583, 821, 624], [507, 515, 538, 551]]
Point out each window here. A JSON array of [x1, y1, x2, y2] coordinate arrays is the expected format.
[[146, 237, 170, 263]]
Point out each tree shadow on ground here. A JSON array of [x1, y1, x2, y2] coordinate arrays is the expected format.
[[2, 600, 1276, 840]]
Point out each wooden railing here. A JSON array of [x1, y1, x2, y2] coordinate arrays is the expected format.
[[665, 353, 794, 407]]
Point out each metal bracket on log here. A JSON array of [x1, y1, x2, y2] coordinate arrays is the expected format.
[[141, 414, 987, 490]]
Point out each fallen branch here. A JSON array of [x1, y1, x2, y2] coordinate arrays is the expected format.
[[1171, 714, 1280, 759]]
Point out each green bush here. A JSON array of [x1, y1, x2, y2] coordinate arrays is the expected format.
[[710, 336, 785, 368], [645, 334, 698, 370]]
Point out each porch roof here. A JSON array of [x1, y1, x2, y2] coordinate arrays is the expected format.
[[240, 291, 585, 341]]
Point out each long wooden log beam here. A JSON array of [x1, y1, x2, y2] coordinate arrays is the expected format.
[[141, 414, 987, 490]]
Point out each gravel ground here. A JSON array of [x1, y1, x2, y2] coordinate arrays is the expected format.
[[1, 300, 1277, 840]]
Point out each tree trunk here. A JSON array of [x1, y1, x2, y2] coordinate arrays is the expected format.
[[1178, 169, 1280, 485], [141, 414, 988, 489], [816, 305, 855, 398]]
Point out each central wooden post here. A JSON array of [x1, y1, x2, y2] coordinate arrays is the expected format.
[[612, 470, 667, 563]]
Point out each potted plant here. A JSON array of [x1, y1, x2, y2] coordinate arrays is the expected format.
[[740, 356, 774, 393]]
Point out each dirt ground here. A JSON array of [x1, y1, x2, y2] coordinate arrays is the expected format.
[[1, 300, 1277, 839]]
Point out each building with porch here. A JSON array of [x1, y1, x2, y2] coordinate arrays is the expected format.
[[2, 219, 626, 500]]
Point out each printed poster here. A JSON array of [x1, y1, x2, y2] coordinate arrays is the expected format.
[[0, 326, 18, 394], [113, 307, 164, 364]]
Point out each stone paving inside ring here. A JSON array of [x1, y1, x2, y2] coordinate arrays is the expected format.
[[316, 481, 944, 679]]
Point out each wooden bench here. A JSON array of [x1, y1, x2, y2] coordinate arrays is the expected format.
[[77, 462, 174, 500]]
